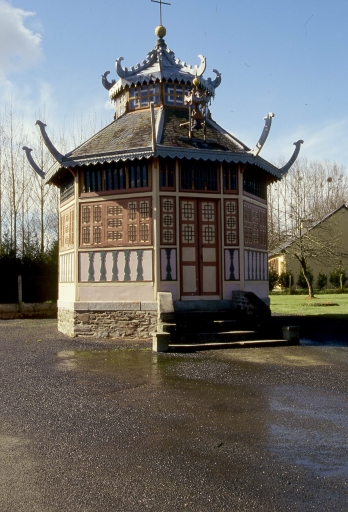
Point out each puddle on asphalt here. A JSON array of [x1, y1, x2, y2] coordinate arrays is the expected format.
[[215, 347, 329, 367], [57, 348, 163, 388], [301, 338, 348, 348], [268, 385, 348, 479], [55, 346, 348, 481]]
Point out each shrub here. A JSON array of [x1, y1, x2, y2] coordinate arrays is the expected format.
[[329, 267, 347, 290], [297, 268, 314, 289], [317, 271, 328, 291], [278, 270, 293, 289], [268, 269, 279, 291]]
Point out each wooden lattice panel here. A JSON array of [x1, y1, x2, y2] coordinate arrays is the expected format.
[[243, 201, 267, 249], [59, 206, 74, 252], [80, 198, 152, 248], [160, 197, 176, 245], [224, 199, 238, 246]]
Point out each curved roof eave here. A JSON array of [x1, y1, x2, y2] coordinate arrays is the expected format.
[[45, 146, 282, 184]]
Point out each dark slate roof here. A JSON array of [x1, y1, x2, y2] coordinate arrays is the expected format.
[[159, 108, 248, 152], [45, 106, 283, 183], [71, 110, 154, 157]]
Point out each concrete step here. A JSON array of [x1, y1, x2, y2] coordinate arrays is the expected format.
[[173, 320, 240, 334], [170, 330, 260, 343], [174, 311, 238, 322], [168, 339, 293, 352]]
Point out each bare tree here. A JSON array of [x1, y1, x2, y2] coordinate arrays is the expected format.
[[0, 106, 107, 256], [268, 158, 348, 296], [268, 158, 348, 252], [281, 217, 347, 297]]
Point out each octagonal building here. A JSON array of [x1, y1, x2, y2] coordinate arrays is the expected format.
[[25, 25, 302, 341]]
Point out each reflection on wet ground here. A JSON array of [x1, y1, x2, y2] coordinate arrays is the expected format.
[[3, 318, 348, 510], [301, 338, 348, 347], [57, 345, 348, 488]]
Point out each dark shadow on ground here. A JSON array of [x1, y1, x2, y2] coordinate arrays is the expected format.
[[271, 314, 348, 345]]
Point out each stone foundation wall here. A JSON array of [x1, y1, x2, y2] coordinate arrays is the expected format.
[[58, 303, 157, 340], [0, 303, 57, 319], [74, 310, 157, 339]]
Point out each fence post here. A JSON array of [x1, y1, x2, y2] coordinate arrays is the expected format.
[[18, 275, 22, 312]]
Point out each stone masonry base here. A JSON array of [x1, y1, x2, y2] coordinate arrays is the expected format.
[[58, 305, 157, 340], [0, 303, 57, 319]]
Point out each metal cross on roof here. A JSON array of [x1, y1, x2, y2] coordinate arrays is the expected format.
[[151, 0, 171, 26]]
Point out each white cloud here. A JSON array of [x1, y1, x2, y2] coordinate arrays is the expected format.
[[0, 1, 43, 80]]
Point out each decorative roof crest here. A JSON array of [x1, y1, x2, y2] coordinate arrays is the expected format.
[[103, 27, 221, 97]]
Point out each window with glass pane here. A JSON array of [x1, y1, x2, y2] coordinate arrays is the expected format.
[[243, 166, 267, 200], [129, 85, 160, 110], [160, 157, 175, 189], [83, 160, 149, 193], [223, 162, 238, 192], [180, 159, 218, 191], [164, 83, 191, 107]]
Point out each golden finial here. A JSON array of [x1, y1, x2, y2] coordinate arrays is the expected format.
[[155, 25, 166, 38]]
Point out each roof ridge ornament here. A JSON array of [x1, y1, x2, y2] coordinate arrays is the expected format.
[[206, 69, 221, 89], [279, 140, 304, 175], [35, 120, 64, 163], [248, 112, 274, 157], [102, 71, 116, 90], [106, 25, 221, 97], [22, 146, 46, 179], [181, 55, 206, 77], [115, 51, 157, 79]]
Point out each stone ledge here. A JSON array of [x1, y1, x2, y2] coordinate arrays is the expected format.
[[140, 302, 157, 311], [74, 302, 142, 311], [58, 301, 158, 312]]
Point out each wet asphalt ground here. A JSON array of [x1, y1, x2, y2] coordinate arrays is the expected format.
[[1, 318, 348, 511]]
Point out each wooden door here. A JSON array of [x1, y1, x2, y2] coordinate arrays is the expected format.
[[180, 198, 220, 297]]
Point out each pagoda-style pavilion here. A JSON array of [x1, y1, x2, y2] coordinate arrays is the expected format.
[[24, 24, 303, 344]]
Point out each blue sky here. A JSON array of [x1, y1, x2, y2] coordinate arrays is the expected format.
[[1, 0, 348, 166]]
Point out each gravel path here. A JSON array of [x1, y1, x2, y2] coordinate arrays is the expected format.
[[1, 318, 348, 511]]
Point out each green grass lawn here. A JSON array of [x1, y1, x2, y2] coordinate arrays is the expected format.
[[270, 293, 348, 319]]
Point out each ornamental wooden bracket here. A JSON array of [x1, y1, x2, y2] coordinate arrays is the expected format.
[[22, 146, 45, 179], [248, 112, 274, 157], [279, 140, 304, 175], [35, 120, 64, 163]]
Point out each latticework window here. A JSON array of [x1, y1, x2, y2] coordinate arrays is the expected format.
[[79, 199, 152, 247], [160, 197, 176, 245], [82, 227, 90, 245], [244, 201, 267, 249], [224, 199, 238, 246], [93, 227, 102, 244], [128, 225, 137, 242], [60, 207, 75, 251]]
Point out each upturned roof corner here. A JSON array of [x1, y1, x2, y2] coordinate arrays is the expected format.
[[35, 120, 64, 163], [22, 146, 46, 179], [248, 112, 274, 157], [279, 140, 304, 175]]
